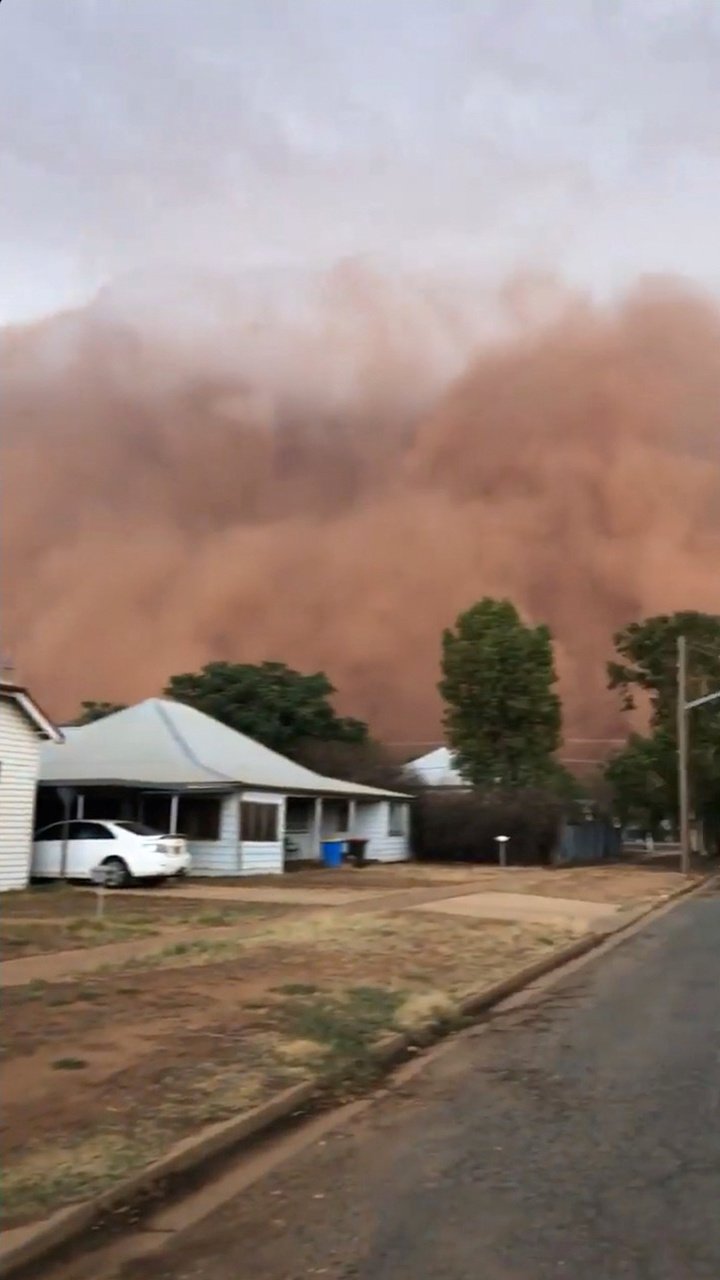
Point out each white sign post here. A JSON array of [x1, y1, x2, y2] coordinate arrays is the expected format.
[[90, 865, 110, 920], [495, 834, 510, 868]]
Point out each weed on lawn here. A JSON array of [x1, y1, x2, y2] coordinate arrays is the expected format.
[[153, 938, 235, 961], [45, 989, 77, 1007], [271, 985, 406, 1085], [75, 984, 104, 1002], [52, 1057, 88, 1071]]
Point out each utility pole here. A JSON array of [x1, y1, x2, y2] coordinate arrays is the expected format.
[[677, 636, 720, 875], [677, 636, 690, 876]]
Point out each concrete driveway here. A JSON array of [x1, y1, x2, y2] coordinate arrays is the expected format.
[[407, 890, 622, 932]]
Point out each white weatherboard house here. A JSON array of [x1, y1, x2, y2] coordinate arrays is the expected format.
[[38, 699, 411, 876], [405, 746, 467, 789], [0, 682, 64, 891]]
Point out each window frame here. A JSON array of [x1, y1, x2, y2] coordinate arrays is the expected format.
[[240, 801, 280, 843], [176, 795, 222, 842], [388, 801, 407, 838], [74, 822, 115, 840]]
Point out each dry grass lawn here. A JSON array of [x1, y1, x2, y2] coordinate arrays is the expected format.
[[2, 906, 574, 1229], [233, 859, 690, 904], [1, 885, 292, 959]]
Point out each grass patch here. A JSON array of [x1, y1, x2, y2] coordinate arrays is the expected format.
[[52, 1057, 88, 1071], [45, 989, 77, 1007], [273, 981, 319, 996], [272, 985, 406, 1085], [194, 910, 236, 927], [2, 1130, 158, 1226], [155, 938, 232, 959], [75, 985, 104, 1002], [65, 917, 158, 938], [11, 979, 50, 1003], [103, 937, 241, 973], [393, 990, 459, 1033]]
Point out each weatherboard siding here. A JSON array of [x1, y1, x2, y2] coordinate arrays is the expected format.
[[187, 793, 240, 876], [354, 800, 410, 863], [0, 700, 41, 891], [239, 791, 285, 875], [174, 791, 407, 877]]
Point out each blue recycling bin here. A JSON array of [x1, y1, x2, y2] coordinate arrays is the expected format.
[[321, 838, 344, 868]]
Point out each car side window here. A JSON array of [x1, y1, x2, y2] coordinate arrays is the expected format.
[[74, 822, 114, 840], [35, 822, 63, 840]]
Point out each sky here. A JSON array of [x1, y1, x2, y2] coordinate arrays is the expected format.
[[3, 0, 720, 324]]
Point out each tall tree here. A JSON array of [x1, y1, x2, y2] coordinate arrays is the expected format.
[[439, 598, 563, 788], [164, 660, 368, 757], [74, 700, 127, 725], [605, 611, 720, 835]]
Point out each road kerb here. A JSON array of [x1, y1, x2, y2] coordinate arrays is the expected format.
[[2, 869, 715, 1280]]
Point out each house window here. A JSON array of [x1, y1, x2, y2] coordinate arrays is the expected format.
[[388, 802, 407, 837], [241, 801, 279, 843], [176, 795, 222, 841], [141, 794, 173, 833]]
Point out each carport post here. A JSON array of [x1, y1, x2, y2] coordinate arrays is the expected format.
[[169, 794, 179, 835], [57, 787, 75, 879], [312, 797, 322, 861]]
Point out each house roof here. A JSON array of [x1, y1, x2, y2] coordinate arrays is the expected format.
[[0, 682, 64, 743], [39, 699, 407, 799], [405, 745, 465, 787]]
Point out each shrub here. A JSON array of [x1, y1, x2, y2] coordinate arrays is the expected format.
[[411, 788, 563, 865]]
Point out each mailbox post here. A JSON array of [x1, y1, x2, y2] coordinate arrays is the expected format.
[[495, 834, 510, 868]]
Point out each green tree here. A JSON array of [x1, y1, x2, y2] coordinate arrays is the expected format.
[[293, 737, 410, 792], [605, 612, 720, 837], [164, 660, 368, 757], [439, 598, 563, 788], [75, 700, 127, 724], [604, 731, 675, 832]]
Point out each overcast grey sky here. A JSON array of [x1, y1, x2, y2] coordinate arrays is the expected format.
[[3, 0, 720, 323]]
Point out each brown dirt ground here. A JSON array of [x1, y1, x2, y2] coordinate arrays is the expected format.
[[184, 861, 690, 904], [1, 908, 574, 1229]]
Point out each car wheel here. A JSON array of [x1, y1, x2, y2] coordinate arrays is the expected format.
[[101, 856, 131, 889]]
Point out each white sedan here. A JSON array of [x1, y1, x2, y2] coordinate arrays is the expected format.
[[32, 819, 190, 887]]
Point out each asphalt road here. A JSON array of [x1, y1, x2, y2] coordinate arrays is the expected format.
[[123, 889, 720, 1280]]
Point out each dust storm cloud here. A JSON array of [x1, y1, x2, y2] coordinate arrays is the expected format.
[[3, 269, 720, 741]]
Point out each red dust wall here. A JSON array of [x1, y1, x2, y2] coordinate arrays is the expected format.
[[3, 271, 720, 740]]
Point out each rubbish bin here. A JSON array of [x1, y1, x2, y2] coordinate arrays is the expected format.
[[321, 838, 344, 868], [346, 837, 368, 867]]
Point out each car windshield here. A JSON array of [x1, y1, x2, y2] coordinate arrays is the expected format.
[[112, 821, 161, 837]]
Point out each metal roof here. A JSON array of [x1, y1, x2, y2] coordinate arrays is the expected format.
[[39, 699, 406, 799], [406, 745, 465, 787], [1, 682, 64, 743]]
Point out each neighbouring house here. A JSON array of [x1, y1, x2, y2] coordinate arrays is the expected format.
[[405, 746, 467, 789], [0, 682, 64, 891], [37, 699, 411, 876]]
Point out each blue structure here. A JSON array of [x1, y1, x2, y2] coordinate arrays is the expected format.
[[555, 821, 621, 866], [321, 838, 345, 868]]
